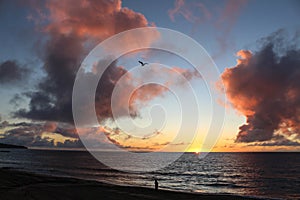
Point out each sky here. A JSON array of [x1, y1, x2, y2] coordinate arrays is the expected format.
[[0, 0, 300, 152]]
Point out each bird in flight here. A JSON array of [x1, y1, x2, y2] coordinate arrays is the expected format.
[[138, 61, 148, 66]]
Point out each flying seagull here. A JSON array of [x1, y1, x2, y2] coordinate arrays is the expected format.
[[138, 61, 148, 66]]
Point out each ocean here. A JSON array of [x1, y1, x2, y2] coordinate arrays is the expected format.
[[0, 149, 299, 199]]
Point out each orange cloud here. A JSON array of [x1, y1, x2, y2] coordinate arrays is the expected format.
[[45, 0, 146, 39], [236, 50, 252, 65], [221, 32, 300, 143], [44, 0, 160, 52]]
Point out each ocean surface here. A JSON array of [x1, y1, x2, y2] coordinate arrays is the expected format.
[[0, 149, 299, 199]]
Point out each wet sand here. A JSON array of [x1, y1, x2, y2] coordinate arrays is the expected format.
[[0, 168, 257, 200]]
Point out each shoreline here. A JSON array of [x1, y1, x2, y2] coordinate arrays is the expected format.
[[0, 168, 261, 200]]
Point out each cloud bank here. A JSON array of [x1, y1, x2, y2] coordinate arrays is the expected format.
[[0, 121, 82, 148]]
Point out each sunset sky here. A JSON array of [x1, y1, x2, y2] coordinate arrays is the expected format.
[[0, 0, 299, 152]]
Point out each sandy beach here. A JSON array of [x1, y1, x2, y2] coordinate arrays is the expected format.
[[0, 168, 257, 200]]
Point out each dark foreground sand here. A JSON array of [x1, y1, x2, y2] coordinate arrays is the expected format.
[[0, 168, 256, 200]]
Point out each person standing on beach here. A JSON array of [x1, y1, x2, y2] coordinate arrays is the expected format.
[[154, 178, 158, 190]]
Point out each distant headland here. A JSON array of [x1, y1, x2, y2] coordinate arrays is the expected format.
[[0, 143, 27, 149]]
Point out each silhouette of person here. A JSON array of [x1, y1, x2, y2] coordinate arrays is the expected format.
[[154, 178, 158, 190]]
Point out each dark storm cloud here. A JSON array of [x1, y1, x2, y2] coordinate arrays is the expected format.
[[222, 30, 300, 143], [14, 0, 154, 123], [15, 59, 131, 123], [0, 60, 30, 85], [14, 33, 84, 122]]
